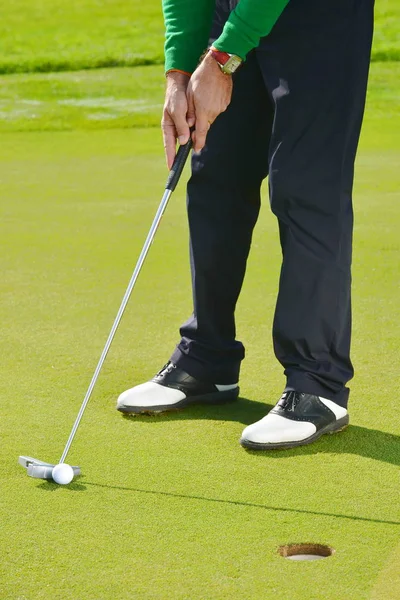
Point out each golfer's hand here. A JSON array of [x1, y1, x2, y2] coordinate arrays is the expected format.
[[162, 71, 191, 169], [187, 53, 233, 153]]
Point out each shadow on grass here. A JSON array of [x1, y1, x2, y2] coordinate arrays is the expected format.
[[34, 399, 400, 519], [122, 396, 400, 467], [121, 396, 271, 426], [36, 481, 87, 492], [247, 424, 400, 468], [81, 480, 400, 527]]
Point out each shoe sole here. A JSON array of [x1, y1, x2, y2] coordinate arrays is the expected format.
[[117, 387, 240, 415], [240, 414, 350, 450]]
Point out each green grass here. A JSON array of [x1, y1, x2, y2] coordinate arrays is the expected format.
[[0, 0, 164, 74], [0, 66, 165, 131], [0, 0, 398, 75], [1, 61, 399, 133], [0, 65, 399, 599], [372, 0, 400, 61]]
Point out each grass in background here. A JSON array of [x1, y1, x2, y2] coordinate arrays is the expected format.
[[0, 0, 164, 74], [0, 66, 164, 131], [372, 0, 400, 61], [0, 62, 399, 133], [0, 0, 399, 75]]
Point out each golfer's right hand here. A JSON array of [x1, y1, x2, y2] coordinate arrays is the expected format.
[[162, 71, 191, 169]]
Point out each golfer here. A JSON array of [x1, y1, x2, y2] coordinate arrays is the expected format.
[[117, 0, 374, 450]]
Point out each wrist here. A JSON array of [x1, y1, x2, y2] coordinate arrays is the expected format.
[[202, 52, 227, 76], [166, 69, 191, 84], [208, 47, 242, 75]]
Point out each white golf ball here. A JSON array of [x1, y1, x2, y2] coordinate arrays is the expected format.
[[52, 463, 74, 485]]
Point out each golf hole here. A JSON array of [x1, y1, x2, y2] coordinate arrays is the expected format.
[[278, 543, 334, 561]]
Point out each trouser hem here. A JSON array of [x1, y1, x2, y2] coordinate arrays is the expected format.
[[170, 347, 241, 385], [286, 371, 350, 408]]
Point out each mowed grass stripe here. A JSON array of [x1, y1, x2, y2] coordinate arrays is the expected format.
[[0, 0, 164, 75], [0, 0, 399, 75], [0, 66, 165, 132], [0, 62, 399, 133]]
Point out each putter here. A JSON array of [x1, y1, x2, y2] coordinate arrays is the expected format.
[[19, 136, 193, 480], [18, 456, 81, 480]]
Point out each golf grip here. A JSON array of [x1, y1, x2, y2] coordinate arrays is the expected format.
[[165, 135, 193, 192]]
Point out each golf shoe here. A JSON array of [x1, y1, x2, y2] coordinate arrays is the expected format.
[[240, 390, 349, 450], [117, 362, 239, 414]]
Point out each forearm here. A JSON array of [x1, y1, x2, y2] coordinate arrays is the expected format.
[[162, 0, 216, 73], [214, 0, 290, 59]]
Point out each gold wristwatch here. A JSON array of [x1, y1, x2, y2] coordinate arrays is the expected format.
[[208, 47, 243, 75]]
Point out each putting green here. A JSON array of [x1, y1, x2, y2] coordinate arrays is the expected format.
[[1, 67, 399, 598]]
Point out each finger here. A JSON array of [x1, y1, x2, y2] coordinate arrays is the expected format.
[[161, 115, 177, 170], [173, 110, 190, 146], [186, 86, 196, 129], [168, 91, 190, 146], [193, 114, 210, 153]]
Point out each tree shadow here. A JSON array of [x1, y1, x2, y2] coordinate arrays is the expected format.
[[122, 395, 400, 467]]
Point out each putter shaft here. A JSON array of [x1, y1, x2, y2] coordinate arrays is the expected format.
[[18, 136, 192, 477], [59, 188, 172, 463], [58, 133, 193, 464]]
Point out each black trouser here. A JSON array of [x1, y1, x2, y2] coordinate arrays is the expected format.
[[171, 0, 374, 408]]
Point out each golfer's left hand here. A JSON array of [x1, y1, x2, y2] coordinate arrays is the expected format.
[[187, 53, 233, 153]]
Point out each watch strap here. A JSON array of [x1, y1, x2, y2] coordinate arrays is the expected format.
[[209, 47, 242, 74], [209, 47, 231, 66]]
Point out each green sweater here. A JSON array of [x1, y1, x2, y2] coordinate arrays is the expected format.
[[162, 0, 290, 73]]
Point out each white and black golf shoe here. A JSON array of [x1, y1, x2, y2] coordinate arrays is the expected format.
[[117, 362, 239, 414], [240, 391, 349, 450]]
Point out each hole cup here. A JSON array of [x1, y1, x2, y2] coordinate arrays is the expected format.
[[278, 543, 334, 561]]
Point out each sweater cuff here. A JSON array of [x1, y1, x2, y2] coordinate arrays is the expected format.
[[166, 68, 192, 77], [164, 32, 209, 73]]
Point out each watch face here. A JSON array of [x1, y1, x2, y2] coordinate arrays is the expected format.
[[222, 55, 242, 74]]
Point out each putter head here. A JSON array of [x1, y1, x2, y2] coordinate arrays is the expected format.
[[18, 456, 81, 480]]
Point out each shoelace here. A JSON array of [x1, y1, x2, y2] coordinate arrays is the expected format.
[[279, 390, 304, 412], [156, 362, 176, 377]]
